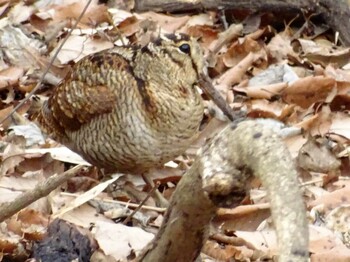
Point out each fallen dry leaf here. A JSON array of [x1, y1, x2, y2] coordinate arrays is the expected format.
[[297, 137, 341, 173], [267, 30, 295, 62], [293, 38, 350, 67], [329, 112, 350, 139], [309, 184, 350, 213], [52, 175, 123, 218], [0, 67, 24, 89], [93, 221, 154, 261], [282, 76, 336, 108], [234, 82, 287, 99], [51, 35, 114, 64]]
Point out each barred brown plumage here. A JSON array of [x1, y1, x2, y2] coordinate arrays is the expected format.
[[32, 34, 205, 173]]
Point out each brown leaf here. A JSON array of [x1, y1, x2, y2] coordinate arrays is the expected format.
[[214, 203, 271, 232], [234, 82, 287, 99], [297, 137, 341, 173], [94, 222, 154, 261], [329, 112, 350, 140], [293, 38, 350, 67], [52, 2, 109, 27], [0, 67, 24, 89], [223, 37, 262, 68], [141, 12, 190, 33], [282, 76, 336, 108], [267, 30, 295, 62], [248, 99, 295, 120], [309, 184, 350, 214], [51, 35, 114, 64]]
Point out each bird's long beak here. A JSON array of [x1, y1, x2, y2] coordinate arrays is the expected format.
[[198, 73, 240, 122]]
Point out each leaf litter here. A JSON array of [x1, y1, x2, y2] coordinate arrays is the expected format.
[[0, 0, 350, 261]]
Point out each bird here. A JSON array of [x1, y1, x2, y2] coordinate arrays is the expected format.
[[31, 33, 205, 174]]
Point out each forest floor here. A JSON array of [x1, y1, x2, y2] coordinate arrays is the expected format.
[[1, 0, 350, 261]]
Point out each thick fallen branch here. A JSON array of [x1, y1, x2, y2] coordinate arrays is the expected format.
[[138, 120, 308, 262], [0, 165, 83, 222], [134, 0, 350, 46]]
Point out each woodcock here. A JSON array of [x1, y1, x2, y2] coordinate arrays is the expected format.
[[33, 34, 205, 173]]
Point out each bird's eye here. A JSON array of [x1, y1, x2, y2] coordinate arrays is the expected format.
[[179, 43, 191, 54]]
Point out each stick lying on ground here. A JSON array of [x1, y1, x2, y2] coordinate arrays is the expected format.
[[134, 0, 350, 46], [0, 165, 84, 222]]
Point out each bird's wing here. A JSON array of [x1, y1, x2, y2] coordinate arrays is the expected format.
[[45, 50, 137, 132]]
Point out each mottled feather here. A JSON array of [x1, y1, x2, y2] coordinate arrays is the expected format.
[[34, 34, 205, 173]]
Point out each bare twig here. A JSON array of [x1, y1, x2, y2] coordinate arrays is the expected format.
[[123, 181, 160, 225], [199, 74, 238, 121], [0, 165, 83, 222], [60, 192, 166, 212]]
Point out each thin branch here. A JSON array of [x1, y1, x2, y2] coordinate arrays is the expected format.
[[0, 165, 83, 222], [123, 181, 160, 225], [60, 192, 166, 212], [199, 74, 238, 121]]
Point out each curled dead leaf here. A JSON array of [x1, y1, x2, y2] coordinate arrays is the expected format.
[[282, 76, 336, 108]]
